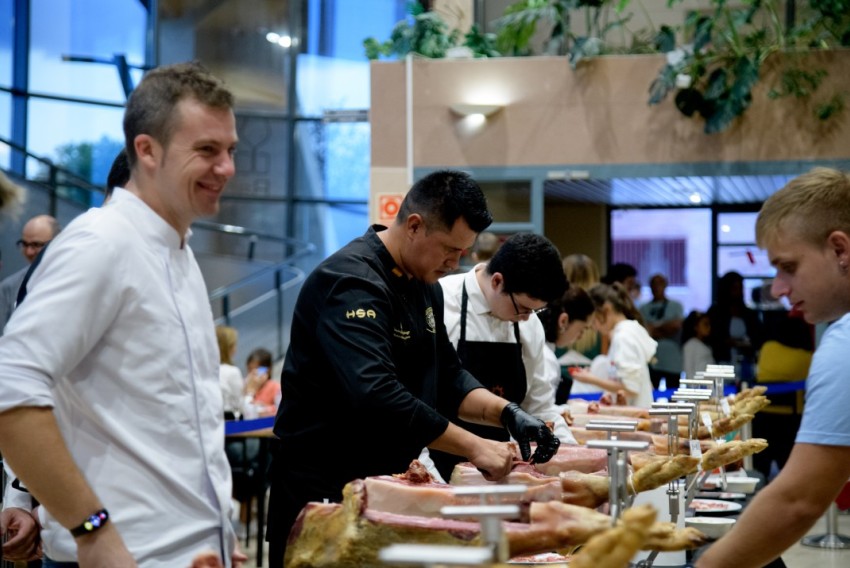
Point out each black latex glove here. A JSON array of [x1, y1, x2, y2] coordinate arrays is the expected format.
[[500, 402, 560, 464]]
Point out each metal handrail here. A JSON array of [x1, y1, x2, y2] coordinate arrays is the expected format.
[[2, 135, 320, 358], [1, 134, 107, 212]]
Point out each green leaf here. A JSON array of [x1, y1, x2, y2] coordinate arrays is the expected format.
[[407, 0, 425, 16], [704, 68, 729, 101], [648, 64, 677, 105], [655, 25, 676, 52], [363, 38, 384, 60], [694, 16, 714, 52], [730, 56, 760, 101], [704, 96, 739, 133], [569, 36, 603, 66]]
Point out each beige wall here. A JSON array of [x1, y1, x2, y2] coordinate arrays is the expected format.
[[371, 51, 850, 171]]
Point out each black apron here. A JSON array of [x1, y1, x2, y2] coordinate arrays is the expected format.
[[431, 282, 528, 479]]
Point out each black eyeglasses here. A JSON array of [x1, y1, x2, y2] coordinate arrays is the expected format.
[[16, 239, 48, 250], [510, 293, 548, 316]]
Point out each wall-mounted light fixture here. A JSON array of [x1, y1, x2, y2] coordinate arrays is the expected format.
[[449, 103, 504, 119]]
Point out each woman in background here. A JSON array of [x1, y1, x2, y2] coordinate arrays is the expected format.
[[563, 254, 603, 360], [216, 325, 244, 419], [570, 283, 657, 407], [707, 271, 764, 378], [244, 347, 281, 417], [681, 310, 715, 380], [538, 287, 595, 404]]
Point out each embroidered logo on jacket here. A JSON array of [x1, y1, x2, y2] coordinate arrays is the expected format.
[[425, 307, 436, 334], [346, 308, 377, 319], [393, 327, 411, 340]]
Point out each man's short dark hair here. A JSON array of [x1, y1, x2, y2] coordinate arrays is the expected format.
[[396, 170, 492, 233], [487, 232, 567, 303], [123, 61, 234, 168], [602, 262, 638, 285]]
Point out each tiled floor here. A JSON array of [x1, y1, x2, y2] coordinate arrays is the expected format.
[[781, 508, 850, 568]]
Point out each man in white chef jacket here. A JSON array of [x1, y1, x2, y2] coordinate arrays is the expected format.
[[0, 62, 244, 568]]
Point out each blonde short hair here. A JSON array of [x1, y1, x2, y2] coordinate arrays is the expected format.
[[216, 325, 238, 365], [757, 168, 850, 249], [562, 254, 600, 290]]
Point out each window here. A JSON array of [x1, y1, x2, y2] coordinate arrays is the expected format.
[[611, 239, 687, 285], [0, 0, 11, 87], [29, 0, 146, 103], [27, 98, 124, 186], [610, 208, 712, 313], [0, 93, 10, 168], [716, 211, 775, 307]]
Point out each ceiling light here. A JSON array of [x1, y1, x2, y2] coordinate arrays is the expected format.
[[689, 192, 702, 204], [266, 32, 292, 48], [721, 224, 731, 232]]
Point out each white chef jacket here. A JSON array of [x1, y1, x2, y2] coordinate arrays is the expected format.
[[608, 319, 657, 407], [0, 189, 235, 566], [440, 265, 576, 444]]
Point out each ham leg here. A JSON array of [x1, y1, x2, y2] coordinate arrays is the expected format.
[[284, 479, 709, 567]]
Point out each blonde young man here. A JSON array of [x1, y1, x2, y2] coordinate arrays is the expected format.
[[0, 63, 242, 567], [696, 168, 850, 567]]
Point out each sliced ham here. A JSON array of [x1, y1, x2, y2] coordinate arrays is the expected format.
[[533, 445, 609, 477], [364, 470, 561, 520]]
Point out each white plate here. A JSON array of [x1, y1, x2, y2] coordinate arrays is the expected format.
[[690, 498, 743, 514], [696, 491, 747, 500], [508, 552, 571, 565]]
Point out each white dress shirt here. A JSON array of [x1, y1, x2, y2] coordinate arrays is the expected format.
[[440, 265, 575, 444], [219, 363, 244, 414], [0, 189, 235, 566]]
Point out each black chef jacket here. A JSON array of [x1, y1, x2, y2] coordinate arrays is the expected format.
[[272, 225, 483, 504]]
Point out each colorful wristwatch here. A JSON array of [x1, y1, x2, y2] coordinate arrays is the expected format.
[[70, 509, 110, 537]]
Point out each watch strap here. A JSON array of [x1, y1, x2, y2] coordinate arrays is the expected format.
[[70, 509, 110, 537]]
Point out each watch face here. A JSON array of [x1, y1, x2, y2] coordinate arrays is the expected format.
[[73, 509, 109, 536]]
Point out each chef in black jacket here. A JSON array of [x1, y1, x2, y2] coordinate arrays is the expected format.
[[268, 170, 559, 566]]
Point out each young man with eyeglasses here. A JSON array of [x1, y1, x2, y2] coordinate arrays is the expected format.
[[0, 215, 61, 335], [426, 232, 574, 480]]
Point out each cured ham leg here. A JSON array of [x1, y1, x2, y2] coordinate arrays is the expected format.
[[569, 505, 656, 568], [449, 462, 610, 509], [701, 438, 768, 471], [284, 480, 709, 567], [567, 413, 655, 432], [533, 445, 609, 476], [734, 385, 767, 402], [632, 454, 700, 492], [364, 470, 562, 520], [451, 456, 698, 509], [570, 427, 657, 446], [528, 501, 708, 551], [665, 413, 755, 439]]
